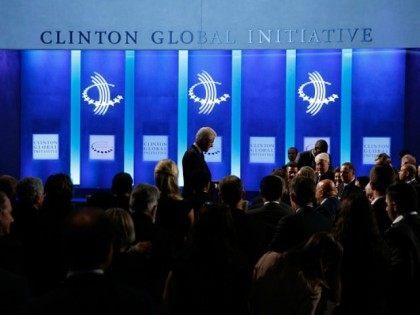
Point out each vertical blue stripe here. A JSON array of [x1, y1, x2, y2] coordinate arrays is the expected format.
[[70, 50, 81, 185], [285, 50, 296, 162], [340, 49, 352, 163], [178, 50, 188, 186], [231, 50, 241, 177], [124, 50, 135, 177]]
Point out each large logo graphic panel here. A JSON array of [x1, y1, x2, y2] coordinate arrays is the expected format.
[[82, 72, 123, 115], [298, 71, 339, 116], [189, 70, 230, 115]]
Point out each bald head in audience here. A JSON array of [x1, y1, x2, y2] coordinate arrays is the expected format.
[[315, 179, 337, 205]]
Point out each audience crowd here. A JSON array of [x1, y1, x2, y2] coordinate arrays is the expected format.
[[1, 144, 420, 315]]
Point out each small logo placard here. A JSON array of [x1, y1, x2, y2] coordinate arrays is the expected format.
[[89, 135, 115, 160], [143, 135, 168, 161], [33, 134, 59, 160], [363, 137, 391, 165], [249, 137, 276, 164]]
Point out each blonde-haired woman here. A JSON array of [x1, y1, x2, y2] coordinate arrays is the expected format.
[[154, 159, 194, 256]]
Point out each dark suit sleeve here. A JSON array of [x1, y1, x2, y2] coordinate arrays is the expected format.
[[385, 230, 413, 283], [384, 228, 418, 314], [296, 152, 305, 168], [268, 216, 294, 252]]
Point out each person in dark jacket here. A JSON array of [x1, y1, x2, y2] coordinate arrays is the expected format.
[[385, 183, 420, 315], [296, 139, 328, 170], [315, 179, 340, 224], [182, 127, 216, 198], [247, 175, 292, 260], [24, 208, 151, 315], [270, 176, 332, 253]]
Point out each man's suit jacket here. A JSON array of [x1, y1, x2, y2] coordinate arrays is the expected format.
[[269, 206, 332, 252], [385, 214, 420, 315], [338, 180, 362, 200], [296, 150, 315, 169], [372, 197, 391, 238], [316, 196, 341, 224], [182, 145, 211, 198], [247, 202, 293, 259], [247, 202, 292, 238], [316, 170, 335, 183]]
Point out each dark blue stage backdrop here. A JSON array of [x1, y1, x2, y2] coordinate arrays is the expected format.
[[405, 49, 420, 161], [0, 51, 20, 177], [241, 50, 286, 191], [351, 49, 405, 176], [134, 51, 179, 185], [20, 50, 71, 182], [0, 48, 417, 189]]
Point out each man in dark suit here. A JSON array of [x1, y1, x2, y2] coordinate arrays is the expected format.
[[269, 176, 331, 252], [25, 208, 151, 315], [385, 183, 420, 315], [247, 175, 292, 259], [399, 163, 420, 209], [370, 164, 394, 237], [338, 162, 362, 200], [315, 179, 340, 224], [182, 127, 216, 198], [296, 139, 328, 169]]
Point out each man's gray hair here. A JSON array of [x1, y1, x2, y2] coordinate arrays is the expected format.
[[195, 127, 216, 142], [315, 152, 330, 164], [402, 154, 416, 166], [16, 177, 43, 204], [405, 164, 417, 179], [130, 183, 160, 214]]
